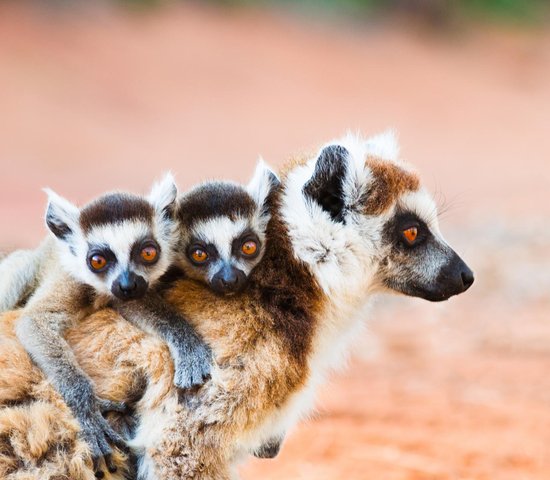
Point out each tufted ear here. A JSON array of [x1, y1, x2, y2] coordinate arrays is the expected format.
[[44, 189, 80, 242], [247, 159, 280, 215], [303, 144, 350, 222], [149, 172, 178, 220], [365, 129, 400, 162]]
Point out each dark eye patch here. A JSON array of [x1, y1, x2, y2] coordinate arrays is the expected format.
[[86, 244, 117, 275], [231, 229, 261, 259], [384, 211, 431, 249], [186, 238, 219, 266], [131, 237, 161, 266]]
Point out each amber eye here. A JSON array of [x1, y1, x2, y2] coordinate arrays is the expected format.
[[141, 246, 158, 263], [191, 249, 208, 264], [90, 255, 107, 271], [241, 240, 258, 256], [403, 227, 418, 245]]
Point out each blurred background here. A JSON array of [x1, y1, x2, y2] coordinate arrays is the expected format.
[[1, 1, 549, 478]]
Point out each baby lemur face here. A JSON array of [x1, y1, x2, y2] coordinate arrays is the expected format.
[[44, 174, 178, 300], [176, 165, 279, 295]]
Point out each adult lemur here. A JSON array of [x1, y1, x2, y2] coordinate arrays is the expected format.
[[2, 175, 212, 476], [131, 132, 474, 479]]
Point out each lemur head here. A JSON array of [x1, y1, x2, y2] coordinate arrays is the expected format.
[[176, 163, 279, 295], [44, 174, 178, 301], [282, 131, 474, 302]]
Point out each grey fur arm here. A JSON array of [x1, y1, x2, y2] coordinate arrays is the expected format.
[[114, 293, 212, 389], [15, 311, 126, 470]]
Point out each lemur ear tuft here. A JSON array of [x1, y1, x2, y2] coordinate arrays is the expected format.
[[43, 189, 80, 241], [247, 159, 281, 214], [149, 172, 178, 219], [365, 129, 400, 162], [303, 144, 349, 222]]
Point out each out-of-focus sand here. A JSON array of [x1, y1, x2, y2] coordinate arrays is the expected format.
[[0, 3, 549, 479]]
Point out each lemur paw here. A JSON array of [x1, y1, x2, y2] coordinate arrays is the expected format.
[[79, 408, 128, 478], [173, 340, 212, 390]]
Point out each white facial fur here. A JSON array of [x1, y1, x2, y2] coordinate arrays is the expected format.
[[44, 173, 178, 298], [184, 215, 265, 284], [60, 220, 174, 296]]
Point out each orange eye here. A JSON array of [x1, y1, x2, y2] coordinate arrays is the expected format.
[[241, 240, 257, 256], [90, 255, 107, 271], [191, 249, 208, 263], [403, 227, 418, 245], [141, 246, 158, 263]]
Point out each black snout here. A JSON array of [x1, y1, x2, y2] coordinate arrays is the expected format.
[[111, 270, 148, 300], [210, 264, 247, 295], [427, 254, 474, 302], [461, 267, 475, 290]]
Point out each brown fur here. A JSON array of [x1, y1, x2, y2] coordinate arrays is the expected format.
[[363, 156, 420, 215], [277, 150, 313, 179], [0, 307, 163, 479], [79, 193, 154, 233], [0, 312, 95, 480], [149, 194, 325, 478]]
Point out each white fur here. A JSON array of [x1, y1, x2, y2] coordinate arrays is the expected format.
[[44, 188, 80, 231], [364, 129, 400, 161], [59, 219, 175, 296], [148, 172, 177, 211], [246, 159, 278, 208], [0, 248, 40, 312]]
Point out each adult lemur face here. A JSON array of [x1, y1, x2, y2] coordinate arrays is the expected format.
[[290, 131, 474, 302], [44, 174, 178, 300], [176, 164, 279, 295]]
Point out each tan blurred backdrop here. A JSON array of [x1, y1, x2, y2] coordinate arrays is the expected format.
[[0, 1, 549, 479]]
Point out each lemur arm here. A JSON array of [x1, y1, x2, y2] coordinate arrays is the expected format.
[[15, 276, 126, 473], [113, 292, 212, 389]]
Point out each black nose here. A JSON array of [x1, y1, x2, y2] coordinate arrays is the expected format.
[[120, 277, 137, 293], [461, 267, 475, 290], [221, 269, 238, 287], [422, 254, 474, 302], [111, 271, 148, 300], [211, 265, 247, 295]]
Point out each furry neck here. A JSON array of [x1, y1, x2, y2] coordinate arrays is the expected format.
[[240, 165, 378, 445], [278, 162, 377, 373]]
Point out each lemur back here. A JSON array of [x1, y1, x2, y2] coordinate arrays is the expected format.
[[13, 176, 212, 478]]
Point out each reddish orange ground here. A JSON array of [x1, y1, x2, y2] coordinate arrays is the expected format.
[[0, 3, 549, 479]]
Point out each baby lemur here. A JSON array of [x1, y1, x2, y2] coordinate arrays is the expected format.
[[172, 175, 285, 460], [9, 175, 212, 476]]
